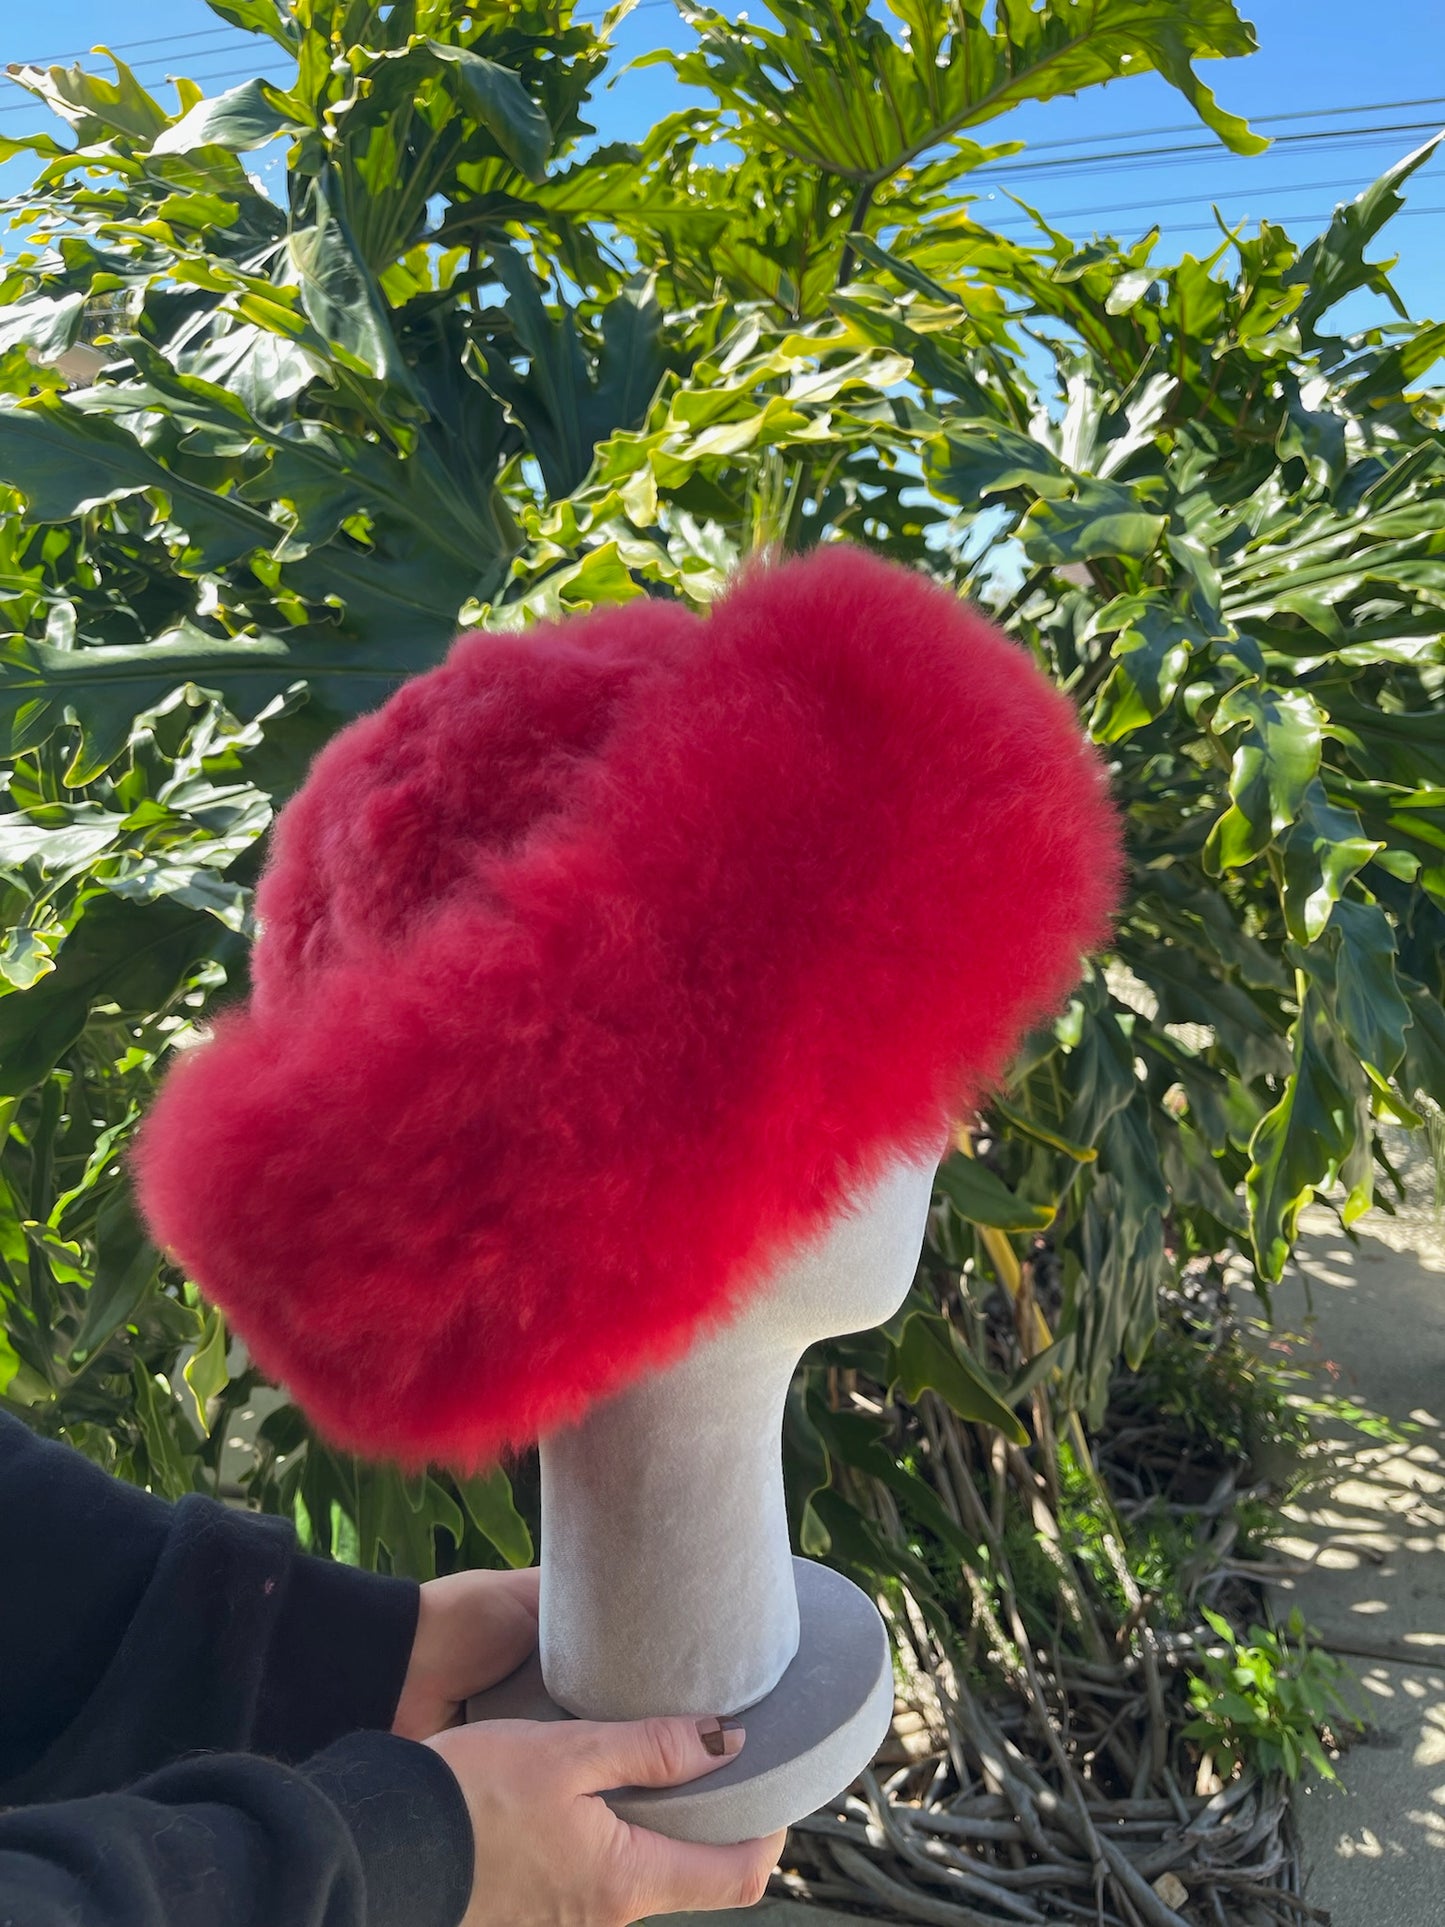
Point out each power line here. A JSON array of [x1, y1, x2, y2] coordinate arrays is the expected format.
[[994, 204, 1445, 237], [9, 25, 253, 68], [11, 0, 1445, 158], [984, 95, 1445, 155], [6, 0, 675, 70], [6, 16, 1445, 169], [976, 120, 1445, 181], [972, 171, 1442, 226]]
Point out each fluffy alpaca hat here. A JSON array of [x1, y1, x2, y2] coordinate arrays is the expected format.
[[135, 545, 1121, 1467]]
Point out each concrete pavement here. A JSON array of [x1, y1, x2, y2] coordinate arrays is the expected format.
[[1256, 1181, 1445, 1924]]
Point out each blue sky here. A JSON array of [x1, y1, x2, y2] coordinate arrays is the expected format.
[[2, 0, 1443, 324]]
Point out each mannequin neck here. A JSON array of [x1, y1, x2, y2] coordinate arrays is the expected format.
[[540, 1309, 800, 1719], [536, 1153, 939, 1722]]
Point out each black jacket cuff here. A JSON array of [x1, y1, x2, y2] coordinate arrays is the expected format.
[[303, 1730, 473, 1927]]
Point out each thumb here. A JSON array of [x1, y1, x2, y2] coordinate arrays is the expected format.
[[552, 1714, 746, 1794]]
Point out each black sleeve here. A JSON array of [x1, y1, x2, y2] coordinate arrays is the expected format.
[[0, 1730, 473, 1927], [0, 1412, 420, 1801]]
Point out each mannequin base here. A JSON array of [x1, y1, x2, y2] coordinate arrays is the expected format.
[[466, 1558, 893, 1844]]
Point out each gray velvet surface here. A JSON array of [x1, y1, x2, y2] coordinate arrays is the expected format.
[[538, 1153, 938, 1720], [468, 1557, 895, 1844]]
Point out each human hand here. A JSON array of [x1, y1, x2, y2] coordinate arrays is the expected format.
[[427, 1713, 785, 1926], [393, 1567, 541, 1741]]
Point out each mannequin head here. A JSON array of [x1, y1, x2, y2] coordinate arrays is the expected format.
[[732, 1150, 941, 1359]]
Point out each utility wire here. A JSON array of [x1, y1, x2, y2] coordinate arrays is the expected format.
[[6, 12, 1445, 166], [2, 22, 1443, 232], [972, 172, 1444, 226], [976, 96, 1445, 154], [976, 120, 1445, 181], [6, 0, 675, 67], [987, 204, 1445, 237], [10, 0, 1445, 155], [8, 26, 251, 66]]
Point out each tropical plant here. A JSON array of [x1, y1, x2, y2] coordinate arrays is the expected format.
[[1184, 1606, 1361, 1783]]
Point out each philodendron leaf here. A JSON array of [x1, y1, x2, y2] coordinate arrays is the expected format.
[[290, 170, 416, 389], [924, 420, 1073, 503], [1328, 897, 1411, 1079], [1292, 136, 1443, 335], [72, 1186, 159, 1357], [455, 1466, 534, 1568], [1023, 480, 1166, 566], [0, 895, 223, 1098], [933, 1153, 1055, 1232], [131, 1364, 194, 1500], [0, 629, 296, 786], [988, 1093, 1098, 1163], [1280, 781, 1382, 943], [892, 1311, 1029, 1444], [808, 1394, 979, 1561], [1089, 599, 1201, 741], [1205, 683, 1323, 871], [427, 42, 551, 182], [1401, 980, 1445, 1107], [151, 79, 301, 155], [783, 1379, 832, 1556], [181, 1308, 230, 1434], [204, 0, 301, 49], [0, 293, 86, 361], [1246, 993, 1354, 1283]]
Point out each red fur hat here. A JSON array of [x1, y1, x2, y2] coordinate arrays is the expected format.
[[135, 546, 1121, 1468]]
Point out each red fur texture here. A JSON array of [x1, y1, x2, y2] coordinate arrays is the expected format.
[[135, 546, 1122, 1468]]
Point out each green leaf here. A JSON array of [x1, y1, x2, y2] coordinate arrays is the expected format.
[[0, 929, 59, 990], [1206, 684, 1323, 871], [0, 394, 277, 568], [1401, 980, 1445, 1108], [660, 0, 1262, 195], [925, 420, 1072, 504], [988, 1093, 1098, 1163], [181, 1307, 231, 1434], [1292, 138, 1442, 335], [933, 1153, 1055, 1232], [1280, 783, 1382, 944], [1246, 994, 1354, 1283], [891, 1312, 1029, 1444], [808, 1393, 980, 1561], [1023, 481, 1165, 566], [0, 895, 225, 1097], [0, 1326, 20, 1399], [73, 1186, 160, 1357], [204, 0, 301, 49], [1348, 320, 1445, 411], [151, 79, 300, 155], [782, 1379, 833, 1555], [1328, 897, 1411, 1078], [1089, 600, 1199, 740], [131, 1364, 195, 1499], [427, 43, 551, 183], [455, 1466, 534, 1568], [0, 629, 296, 785], [290, 170, 416, 388], [0, 293, 86, 362], [10, 54, 169, 145], [482, 253, 665, 500]]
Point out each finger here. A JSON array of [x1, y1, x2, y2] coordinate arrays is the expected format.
[[623, 1825, 786, 1917], [501, 1565, 541, 1615], [550, 1714, 746, 1794]]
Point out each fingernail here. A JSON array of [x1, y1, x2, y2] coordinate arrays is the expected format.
[[696, 1717, 745, 1759]]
